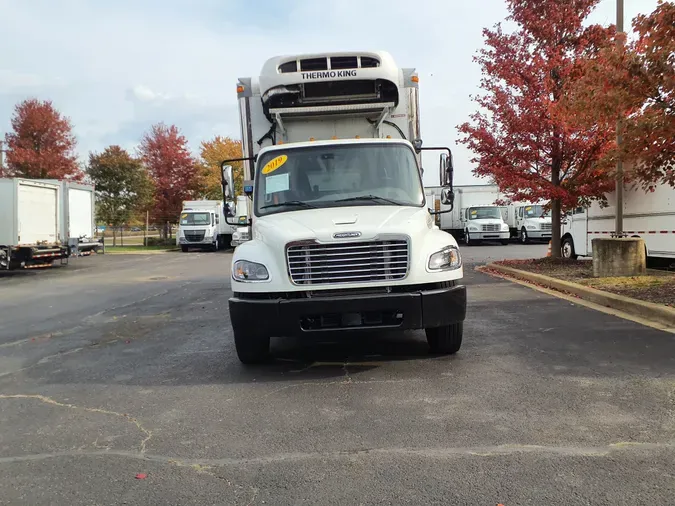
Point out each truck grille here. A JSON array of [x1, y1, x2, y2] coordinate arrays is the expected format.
[[184, 230, 206, 242], [541, 222, 552, 231], [287, 239, 409, 285], [481, 224, 500, 232]]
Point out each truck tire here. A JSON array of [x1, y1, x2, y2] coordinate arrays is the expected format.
[[464, 231, 476, 246], [561, 236, 577, 260], [426, 322, 463, 355], [181, 245, 189, 252], [520, 227, 530, 244], [233, 327, 270, 364], [500, 239, 510, 245]]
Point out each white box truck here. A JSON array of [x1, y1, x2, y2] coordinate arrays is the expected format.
[[504, 201, 552, 243], [221, 50, 466, 364], [44, 179, 99, 255], [438, 185, 510, 245], [0, 178, 69, 270], [561, 181, 675, 264], [177, 200, 233, 251]]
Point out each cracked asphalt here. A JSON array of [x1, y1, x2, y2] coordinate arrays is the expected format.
[[1, 245, 674, 505]]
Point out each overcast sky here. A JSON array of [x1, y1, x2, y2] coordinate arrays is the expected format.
[[0, 0, 660, 186]]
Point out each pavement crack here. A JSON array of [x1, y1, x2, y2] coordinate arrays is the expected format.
[[0, 394, 153, 453], [0, 441, 674, 468]]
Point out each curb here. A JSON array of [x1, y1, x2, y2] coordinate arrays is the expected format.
[[485, 262, 675, 328]]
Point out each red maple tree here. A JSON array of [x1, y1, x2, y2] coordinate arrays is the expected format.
[[458, 0, 616, 256], [563, 1, 674, 188], [2, 98, 82, 180], [138, 123, 198, 236]]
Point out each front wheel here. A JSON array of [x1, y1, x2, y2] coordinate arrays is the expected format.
[[426, 322, 463, 355], [561, 236, 577, 260], [233, 327, 270, 364], [181, 245, 189, 252], [464, 231, 478, 246], [520, 228, 530, 244], [500, 239, 510, 245]]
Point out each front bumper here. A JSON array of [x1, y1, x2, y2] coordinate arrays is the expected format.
[[229, 284, 467, 337], [527, 230, 552, 239], [178, 237, 214, 246], [472, 231, 510, 240]]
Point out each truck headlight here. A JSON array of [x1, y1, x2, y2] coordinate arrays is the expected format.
[[501, 224, 509, 231], [468, 225, 479, 231], [232, 260, 269, 281], [428, 246, 461, 271], [527, 225, 538, 230]]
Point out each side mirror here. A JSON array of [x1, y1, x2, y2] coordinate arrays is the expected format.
[[225, 201, 235, 218], [439, 152, 453, 186], [441, 187, 454, 206], [221, 163, 234, 200]]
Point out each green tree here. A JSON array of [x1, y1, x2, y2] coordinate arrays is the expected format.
[[88, 145, 154, 245]]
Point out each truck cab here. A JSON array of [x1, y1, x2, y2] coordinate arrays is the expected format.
[[510, 203, 552, 243], [460, 205, 510, 246], [177, 200, 230, 251], [222, 51, 466, 364]]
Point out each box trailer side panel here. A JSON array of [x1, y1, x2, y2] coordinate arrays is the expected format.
[[0, 180, 16, 245], [68, 187, 95, 240], [18, 181, 59, 245]]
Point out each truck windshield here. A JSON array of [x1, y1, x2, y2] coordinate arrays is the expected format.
[[180, 212, 210, 226], [524, 205, 549, 218], [468, 207, 502, 220], [254, 143, 424, 216]]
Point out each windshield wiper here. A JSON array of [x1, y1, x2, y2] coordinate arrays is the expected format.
[[260, 200, 317, 210], [334, 195, 404, 205]]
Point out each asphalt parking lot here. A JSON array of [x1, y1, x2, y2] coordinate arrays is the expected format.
[[1, 243, 674, 505]]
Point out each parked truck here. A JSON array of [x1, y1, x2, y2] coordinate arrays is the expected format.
[[230, 195, 251, 247], [0, 178, 69, 270], [561, 181, 675, 265], [221, 50, 465, 364], [44, 179, 99, 255], [504, 201, 552, 243], [436, 185, 510, 245], [177, 200, 232, 251]]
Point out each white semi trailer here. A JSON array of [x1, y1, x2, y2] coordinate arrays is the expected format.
[[221, 50, 466, 364], [0, 178, 69, 270], [561, 181, 675, 264]]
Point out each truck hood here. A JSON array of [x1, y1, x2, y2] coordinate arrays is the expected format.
[[524, 217, 551, 225], [253, 206, 432, 244]]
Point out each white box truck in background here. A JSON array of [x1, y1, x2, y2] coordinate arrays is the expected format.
[[45, 180, 99, 255], [438, 185, 510, 245], [177, 200, 232, 252], [221, 50, 466, 364], [504, 201, 552, 243], [561, 181, 675, 265], [230, 195, 251, 247], [0, 178, 69, 270]]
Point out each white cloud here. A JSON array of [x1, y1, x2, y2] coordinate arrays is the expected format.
[[0, 0, 660, 185]]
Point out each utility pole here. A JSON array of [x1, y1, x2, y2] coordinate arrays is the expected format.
[[615, 0, 625, 236], [0, 139, 5, 171]]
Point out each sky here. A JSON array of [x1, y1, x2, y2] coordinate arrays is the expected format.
[[0, 0, 660, 187]]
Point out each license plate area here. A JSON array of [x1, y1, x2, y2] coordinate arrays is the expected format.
[[300, 310, 403, 331]]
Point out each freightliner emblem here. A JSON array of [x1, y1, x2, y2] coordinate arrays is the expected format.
[[333, 231, 362, 239]]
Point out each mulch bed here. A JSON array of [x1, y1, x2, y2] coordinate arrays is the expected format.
[[495, 258, 675, 307]]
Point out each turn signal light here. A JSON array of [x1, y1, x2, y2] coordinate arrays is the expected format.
[[236, 85, 244, 93]]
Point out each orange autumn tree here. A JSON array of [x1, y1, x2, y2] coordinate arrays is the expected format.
[[197, 135, 244, 200], [3, 98, 83, 180], [563, 0, 674, 188]]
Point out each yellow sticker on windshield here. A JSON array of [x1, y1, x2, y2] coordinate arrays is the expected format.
[[181, 213, 188, 218], [471, 210, 477, 214], [525, 206, 532, 211], [262, 155, 288, 174]]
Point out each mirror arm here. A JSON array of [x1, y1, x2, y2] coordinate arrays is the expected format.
[[428, 208, 453, 215]]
